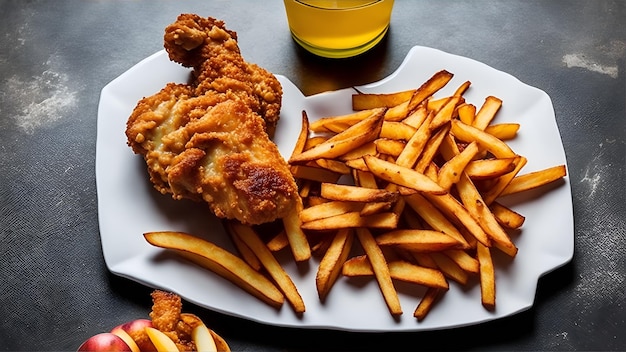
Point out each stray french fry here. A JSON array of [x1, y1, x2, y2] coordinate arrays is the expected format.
[[230, 222, 306, 313], [143, 231, 284, 309]]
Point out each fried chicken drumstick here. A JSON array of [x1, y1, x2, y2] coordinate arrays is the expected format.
[[126, 14, 299, 225]]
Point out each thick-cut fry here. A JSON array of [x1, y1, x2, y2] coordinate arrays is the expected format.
[[429, 252, 469, 285], [316, 229, 354, 301], [376, 229, 462, 252], [309, 109, 377, 133], [414, 288, 443, 321], [477, 242, 496, 310], [404, 193, 470, 248], [456, 173, 518, 257], [320, 183, 398, 203], [457, 103, 476, 125], [226, 223, 262, 271], [472, 96, 502, 130], [451, 119, 515, 158], [380, 121, 417, 141], [289, 108, 385, 163], [431, 95, 462, 129], [356, 227, 403, 316], [363, 155, 446, 194], [394, 111, 435, 168], [490, 201, 526, 229], [315, 159, 352, 174], [437, 141, 479, 190], [230, 222, 306, 313], [301, 211, 398, 230], [482, 155, 527, 205], [282, 200, 312, 262], [424, 192, 491, 247], [289, 111, 310, 160], [342, 256, 448, 289], [465, 157, 518, 179], [143, 231, 284, 309], [375, 138, 406, 157], [444, 249, 479, 274], [499, 164, 567, 197], [485, 123, 520, 140], [406, 70, 454, 112], [352, 89, 415, 110], [300, 200, 363, 223]]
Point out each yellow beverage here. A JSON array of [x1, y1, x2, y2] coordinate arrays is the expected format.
[[283, 0, 394, 58]]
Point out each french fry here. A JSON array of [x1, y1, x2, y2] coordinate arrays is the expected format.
[[376, 229, 463, 252], [316, 228, 354, 301], [499, 164, 567, 197], [342, 256, 448, 289], [472, 96, 502, 130], [289, 108, 385, 164], [320, 183, 398, 203], [299, 200, 364, 223], [363, 155, 446, 194], [282, 200, 312, 262], [143, 231, 284, 309], [289, 111, 310, 160], [309, 109, 377, 133], [226, 222, 262, 271], [406, 70, 454, 112], [229, 222, 306, 313], [301, 211, 399, 230], [437, 141, 479, 190], [485, 123, 520, 140], [450, 119, 515, 158], [489, 201, 526, 229], [356, 227, 403, 316], [414, 287, 443, 321], [477, 242, 496, 310], [352, 89, 416, 110], [428, 252, 469, 285], [464, 157, 518, 179], [456, 173, 518, 257], [404, 193, 470, 248], [380, 121, 417, 141]]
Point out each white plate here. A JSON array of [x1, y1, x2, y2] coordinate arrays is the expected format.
[[96, 46, 573, 332]]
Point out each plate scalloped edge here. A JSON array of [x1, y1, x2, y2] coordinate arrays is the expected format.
[[96, 45, 573, 332]]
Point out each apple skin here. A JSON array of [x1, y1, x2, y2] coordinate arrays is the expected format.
[[77, 332, 132, 352], [110, 319, 156, 352]]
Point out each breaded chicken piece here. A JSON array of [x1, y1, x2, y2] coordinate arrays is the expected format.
[[149, 290, 231, 351], [126, 15, 299, 225], [163, 14, 282, 135]]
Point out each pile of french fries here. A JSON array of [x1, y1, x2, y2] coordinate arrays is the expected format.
[[145, 70, 567, 321]]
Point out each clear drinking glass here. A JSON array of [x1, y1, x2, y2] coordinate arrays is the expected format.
[[283, 0, 395, 58]]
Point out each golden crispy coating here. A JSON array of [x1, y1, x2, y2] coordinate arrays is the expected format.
[[163, 14, 282, 135], [126, 15, 299, 225]]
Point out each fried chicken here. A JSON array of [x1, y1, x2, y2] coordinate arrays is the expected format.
[[149, 290, 231, 351], [126, 14, 299, 225]]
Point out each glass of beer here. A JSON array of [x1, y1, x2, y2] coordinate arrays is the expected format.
[[283, 0, 395, 59]]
